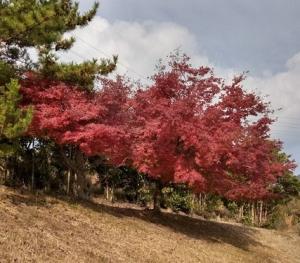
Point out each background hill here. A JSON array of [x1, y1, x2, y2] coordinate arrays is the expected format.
[[0, 186, 299, 263]]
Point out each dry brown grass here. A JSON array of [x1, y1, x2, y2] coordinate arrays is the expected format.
[[0, 186, 299, 263]]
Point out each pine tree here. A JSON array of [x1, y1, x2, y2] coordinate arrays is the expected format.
[[1, 1, 115, 181], [0, 79, 32, 157], [0, 0, 117, 90]]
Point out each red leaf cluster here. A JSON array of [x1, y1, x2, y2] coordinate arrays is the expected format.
[[21, 75, 131, 166]]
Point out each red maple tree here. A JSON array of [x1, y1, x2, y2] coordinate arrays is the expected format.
[[20, 55, 295, 201], [130, 55, 295, 201], [21, 74, 131, 163], [21, 74, 132, 196]]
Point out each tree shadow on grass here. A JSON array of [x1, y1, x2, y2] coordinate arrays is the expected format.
[[72, 197, 262, 251], [4, 188, 263, 252], [4, 192, 58, 208]]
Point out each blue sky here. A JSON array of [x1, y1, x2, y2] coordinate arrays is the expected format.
[[68, 0, 300, 174]]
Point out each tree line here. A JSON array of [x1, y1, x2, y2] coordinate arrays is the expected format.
[[0, 1, 299, 230]]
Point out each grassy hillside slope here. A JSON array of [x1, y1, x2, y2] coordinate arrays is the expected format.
[[0, 186, 299, 263]]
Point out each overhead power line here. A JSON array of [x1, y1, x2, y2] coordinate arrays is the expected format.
[[71, 34, 149, 83]]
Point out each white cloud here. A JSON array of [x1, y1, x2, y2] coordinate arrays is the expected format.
[[246, 52, 300, 128], [60, 17, 211, 82], [245, 53, 300, 171]]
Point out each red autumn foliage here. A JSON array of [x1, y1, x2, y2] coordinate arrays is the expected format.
[[21, 75, 131, 166], [130, 55, 295, 200], [20, 54, 296, 201]]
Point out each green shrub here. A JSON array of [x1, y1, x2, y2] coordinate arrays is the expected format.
[[162, 186, 194, 213], [226, 201, 239, 216], [137, 186, 153, 206], [267, 198, 300, 232]]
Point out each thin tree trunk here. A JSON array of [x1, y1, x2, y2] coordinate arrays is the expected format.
[[239, 204, 244, 220], [105, 181, 109, 200], [4, 157, 7, 183], [251, 202, 255, 225], [6, 168, 10, 184], [31, 140, 35, 191], [259, 201, 263, 226], [59, 147, 88, 199], [67, 170, 71, 195], [203, 194, 207, 210], [3, 158, 8, 183], [153, 189, 160, 211], [110, 186, 114, 203], [73, 172, 78, 197], [263, 203, 268, 223], [199, 193, 202, 211], [191, 193, 196, 214], [153, 181, 162, 212], [76, 171, 89, 199]]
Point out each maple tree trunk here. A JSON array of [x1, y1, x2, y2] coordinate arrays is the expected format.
[[70, 171, 78, 196], [60, 147, 90, 199], [73, 172, 78, 197], [153, 181, 162, 212], [76, 171, 89, 199]]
